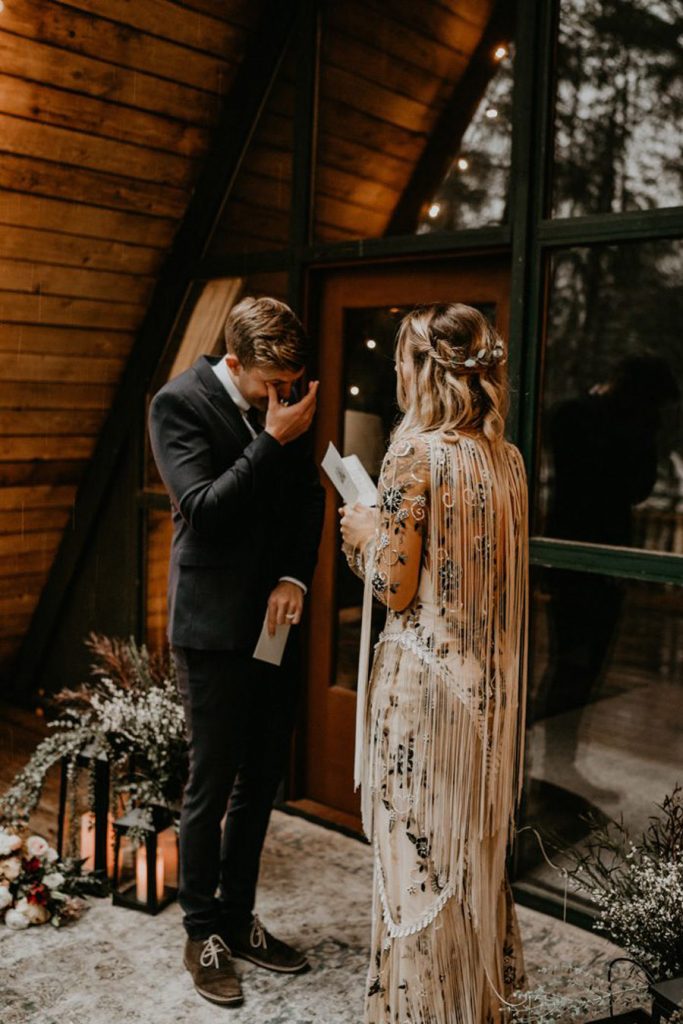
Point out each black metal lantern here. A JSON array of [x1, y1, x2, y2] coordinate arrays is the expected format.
[[56, 746, 113, 876], [111, 805, 178, 914]]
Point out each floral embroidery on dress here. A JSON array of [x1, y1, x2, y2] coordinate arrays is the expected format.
[[344, 431, 529, 1024]]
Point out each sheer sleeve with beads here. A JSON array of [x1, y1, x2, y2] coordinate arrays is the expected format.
[[344, 434, 430, 613]]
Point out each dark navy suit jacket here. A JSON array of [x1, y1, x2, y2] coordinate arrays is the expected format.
[[148, 355, 325, 650]]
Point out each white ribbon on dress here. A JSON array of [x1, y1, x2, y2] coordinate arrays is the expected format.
[[354, 538, 376, 791]]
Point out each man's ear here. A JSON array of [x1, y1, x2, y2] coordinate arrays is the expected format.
[[225, 353, 239, 372]]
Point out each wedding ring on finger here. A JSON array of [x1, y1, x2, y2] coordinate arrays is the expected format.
[[285, 613, 296, 620]]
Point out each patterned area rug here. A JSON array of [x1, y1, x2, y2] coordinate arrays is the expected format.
[[0, 810, 631, 1024]]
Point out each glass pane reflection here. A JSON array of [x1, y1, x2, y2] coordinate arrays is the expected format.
[[536, 240, 683, 554], [518, 569, 683, 896], [417, 44, 514, 233], [335, 306, 405, 690], [552, 0, 683, 217]]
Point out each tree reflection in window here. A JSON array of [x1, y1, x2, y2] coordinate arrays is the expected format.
[[537, 239, 683, 555], [553, 0, 683, 217], [417, 47, 514, 232]]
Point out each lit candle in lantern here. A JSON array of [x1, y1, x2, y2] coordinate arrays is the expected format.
[[135, 846, 164, 904], [158, 829, 178, 889], [80, 812, 96, 871]]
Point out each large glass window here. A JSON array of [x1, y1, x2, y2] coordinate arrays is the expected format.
[[517, 569, 683, 898], [552, 0, 683, 217], [314, 1, 516, 242], [536, 239, 683, 554]]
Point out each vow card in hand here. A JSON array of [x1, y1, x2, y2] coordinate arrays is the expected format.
[[321, 442, 377, 507], [253, 612, 290, 666]]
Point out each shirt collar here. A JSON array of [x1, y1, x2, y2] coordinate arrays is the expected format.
[[212, 356, 250, 413]]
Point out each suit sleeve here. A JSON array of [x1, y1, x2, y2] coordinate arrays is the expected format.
[[275, 431, 326, 589], [148, 386, 284, 539]]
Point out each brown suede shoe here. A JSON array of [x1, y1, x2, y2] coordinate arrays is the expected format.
[[184, 934, 244, 1006], [226, 914, 309, 974]]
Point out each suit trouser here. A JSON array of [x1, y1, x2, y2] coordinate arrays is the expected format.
[[172, 641, 300, 940]]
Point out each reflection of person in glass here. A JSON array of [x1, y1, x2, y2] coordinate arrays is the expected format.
[[540, 356, 679, 789], [339, 305, 528, 1024]]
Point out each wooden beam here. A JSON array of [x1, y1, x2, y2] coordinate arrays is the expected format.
[[385, 0, 516, 236], [12, 0, 297, 697], [288, 0, 320, 311]]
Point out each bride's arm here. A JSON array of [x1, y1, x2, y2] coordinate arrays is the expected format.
[[340, 435, 430, 612]]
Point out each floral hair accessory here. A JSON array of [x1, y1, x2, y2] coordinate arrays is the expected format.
[[455, 342, 506, 372], [429, 333, 506, 372]]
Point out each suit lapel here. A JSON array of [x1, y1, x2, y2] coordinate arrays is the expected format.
[[192, 355, 253, 448]]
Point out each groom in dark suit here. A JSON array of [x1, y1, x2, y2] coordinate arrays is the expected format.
[[149, 296, 325, 1007]]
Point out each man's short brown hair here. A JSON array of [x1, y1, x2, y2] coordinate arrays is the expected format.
[[224, 296, 308, 371]]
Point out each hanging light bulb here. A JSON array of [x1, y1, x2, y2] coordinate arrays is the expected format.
[[493, 45, 508, 61], [457, 157, 469, 171], [365, 339, 377, 350], [485, 107, 498, 120], [428, 203, 441, 219], [350, 385, 360, 396]]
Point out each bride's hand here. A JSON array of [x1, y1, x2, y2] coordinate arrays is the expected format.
[[339, 503, 376, 550]]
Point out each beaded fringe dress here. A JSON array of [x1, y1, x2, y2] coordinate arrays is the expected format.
[[347, 431, 529, 1024]]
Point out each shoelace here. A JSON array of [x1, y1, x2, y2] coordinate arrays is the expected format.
[[200, 934, 232, 969], [250, 914, 268, 950]]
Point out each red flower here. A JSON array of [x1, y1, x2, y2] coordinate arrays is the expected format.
[[27, 883, 48, 906], [22, 856, 42, 875]]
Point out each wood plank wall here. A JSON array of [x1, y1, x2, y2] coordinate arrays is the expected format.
[[205, 48, 295, 257], [0, 0, 262, 680]]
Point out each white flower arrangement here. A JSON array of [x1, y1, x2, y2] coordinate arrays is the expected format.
[[561, 785, 683, 981]]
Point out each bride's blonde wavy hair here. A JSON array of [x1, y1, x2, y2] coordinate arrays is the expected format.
[[393, 303, 509, 444]]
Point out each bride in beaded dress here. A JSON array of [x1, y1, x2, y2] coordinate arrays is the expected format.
[[339, 303, 529, 1024]]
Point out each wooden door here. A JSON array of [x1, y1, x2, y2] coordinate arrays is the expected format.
[[302, 256, 510, 825]]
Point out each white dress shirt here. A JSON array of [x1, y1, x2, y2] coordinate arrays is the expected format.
[[212, 357, 307, 596]]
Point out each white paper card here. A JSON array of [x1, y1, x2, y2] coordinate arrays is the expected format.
[[253, 613, 290, 666], [321, 442, 377, 507]]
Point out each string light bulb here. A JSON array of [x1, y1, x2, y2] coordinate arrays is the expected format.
[[350, 385, 360, 396], [365, 339, 377, 350], [493, 45, 508, 61], [428, 202, 441, 219], [457, 157, 469, 171], [485, 107, 498, 120]]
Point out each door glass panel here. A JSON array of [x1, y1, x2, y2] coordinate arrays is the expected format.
[[517, 568, 683, 899], [552, 0, 683, 217], [536, 239, 683, 554], [335, 306, 404, 690], [334, 301, 496, 690]]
